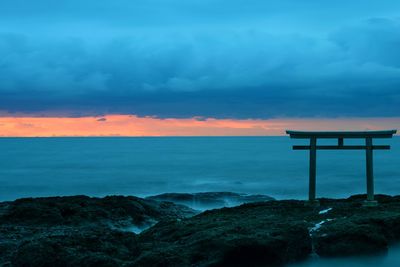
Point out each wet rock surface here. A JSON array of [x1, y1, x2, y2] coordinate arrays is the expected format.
[[10, 227, 139, 267], [0, 195, 195, 227], [2, 194, 400, 266], [146, 192, 275, 210], [0, 195, 196, 266], [136, 200, 312, 266], [313, 195, 400, 257]]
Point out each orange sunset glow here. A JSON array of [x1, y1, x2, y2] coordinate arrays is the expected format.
[[0, 115, 399, 137]]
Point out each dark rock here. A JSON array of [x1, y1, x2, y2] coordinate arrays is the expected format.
[[12, 239, 70, 267], [11, 228, 138, 267], [314, 220, 388, 256], [0, 195, 196, 227], [0, 195, 196, 266], [146, 192, 274, 210], [136, 200, 313, 266], [310, 195, 400, 257], [3, 194, 400, 266], [76, 255, 120, 267]]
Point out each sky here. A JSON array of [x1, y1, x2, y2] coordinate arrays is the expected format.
[[0, 0, 399, 136]]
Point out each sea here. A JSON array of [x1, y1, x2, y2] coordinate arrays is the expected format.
[[1, 136, 399, 201], [1, 136, 400, 266]]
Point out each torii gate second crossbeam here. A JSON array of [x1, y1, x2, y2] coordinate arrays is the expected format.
[[286, 130, 397, 206]]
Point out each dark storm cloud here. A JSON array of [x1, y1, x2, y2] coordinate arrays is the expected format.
[[0, 1, 400, 118]]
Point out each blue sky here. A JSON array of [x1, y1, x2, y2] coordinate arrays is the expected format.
[[1, 0, 400, 118]]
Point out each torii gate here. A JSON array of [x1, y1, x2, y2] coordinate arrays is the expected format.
[[286, 130, 397, 206]]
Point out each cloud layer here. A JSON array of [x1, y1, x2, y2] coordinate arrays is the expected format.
[[0, 1, 400, 118]]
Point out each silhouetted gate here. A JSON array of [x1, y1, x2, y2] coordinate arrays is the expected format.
[[287, 130, 397, 206]]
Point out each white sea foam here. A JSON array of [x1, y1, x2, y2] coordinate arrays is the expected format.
[[319, 208, 333, 215], [310, 219, 333, 233]]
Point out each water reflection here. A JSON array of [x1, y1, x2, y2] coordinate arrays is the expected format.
[[289, 244, 400, 267]]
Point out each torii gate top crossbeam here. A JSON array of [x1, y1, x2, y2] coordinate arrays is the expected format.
[[286, 130, 397, 139]]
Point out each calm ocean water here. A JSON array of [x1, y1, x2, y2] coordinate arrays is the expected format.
[[1, 136, 400, 266], [0, 136, 399, 201], [0, 137, 400, 200]]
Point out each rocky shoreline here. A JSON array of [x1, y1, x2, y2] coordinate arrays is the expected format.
[[2, 193, 400, 266]]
